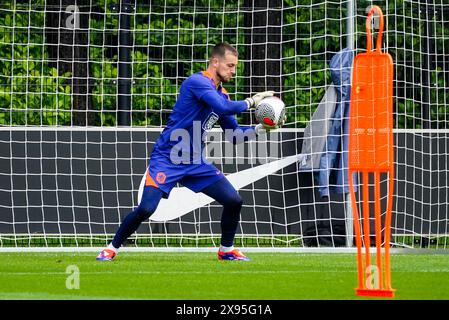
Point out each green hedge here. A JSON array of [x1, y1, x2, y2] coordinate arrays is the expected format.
[[0, 0, 448, 127]]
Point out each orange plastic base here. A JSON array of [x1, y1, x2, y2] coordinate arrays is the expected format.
[[356, 288, 395, 298]]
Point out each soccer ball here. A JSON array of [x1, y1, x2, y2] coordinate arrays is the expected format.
[[255, 96, 286, 128]]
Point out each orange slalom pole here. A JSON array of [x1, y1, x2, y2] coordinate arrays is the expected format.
[[362, 171, 371, 269], [384, 169, 395, 290], [374, 171, 383, 289], [349, 169, 364, 290]]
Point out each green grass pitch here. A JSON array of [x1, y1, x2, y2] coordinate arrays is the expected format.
[[0, 252, 447, 300]]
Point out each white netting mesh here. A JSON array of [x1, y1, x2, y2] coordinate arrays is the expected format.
[[0, 0, 448, 249]]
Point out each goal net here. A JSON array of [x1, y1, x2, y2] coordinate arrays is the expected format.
[[0, 0, 448, 249]]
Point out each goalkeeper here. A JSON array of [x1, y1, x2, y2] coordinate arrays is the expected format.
[[97, 42, 281, 261]]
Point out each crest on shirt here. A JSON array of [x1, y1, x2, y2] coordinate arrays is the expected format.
[[202, 112, 219, 131]]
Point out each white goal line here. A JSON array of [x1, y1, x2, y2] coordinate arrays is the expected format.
[[0, 247, 447, 254]]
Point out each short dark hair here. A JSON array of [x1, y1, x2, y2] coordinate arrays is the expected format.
[[210, 42, 238, 60]]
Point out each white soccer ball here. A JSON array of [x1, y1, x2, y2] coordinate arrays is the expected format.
[[255, 96, 286, 128]]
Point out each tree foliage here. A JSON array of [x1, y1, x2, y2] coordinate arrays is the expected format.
[[0, 0, 448, 128]]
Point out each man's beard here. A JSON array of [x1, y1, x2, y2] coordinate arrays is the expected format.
[[217, 71, 230, 83]]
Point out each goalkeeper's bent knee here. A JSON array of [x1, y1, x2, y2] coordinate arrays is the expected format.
[[136, 195, 161, 220]]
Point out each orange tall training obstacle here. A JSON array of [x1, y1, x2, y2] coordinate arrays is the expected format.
[[348, 6, 395, 298]]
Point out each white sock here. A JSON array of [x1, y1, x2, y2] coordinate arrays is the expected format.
[[219, 245, 234, 253], [107, 243, 118, 253]]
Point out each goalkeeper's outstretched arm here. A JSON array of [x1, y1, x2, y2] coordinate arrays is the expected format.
[[193, 79, 275, 117]]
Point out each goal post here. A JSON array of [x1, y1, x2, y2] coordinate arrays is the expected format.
[[0, 1, 448, 250]]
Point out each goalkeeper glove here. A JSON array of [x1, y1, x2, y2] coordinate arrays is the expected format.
[[244, 91, 275, 108]]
